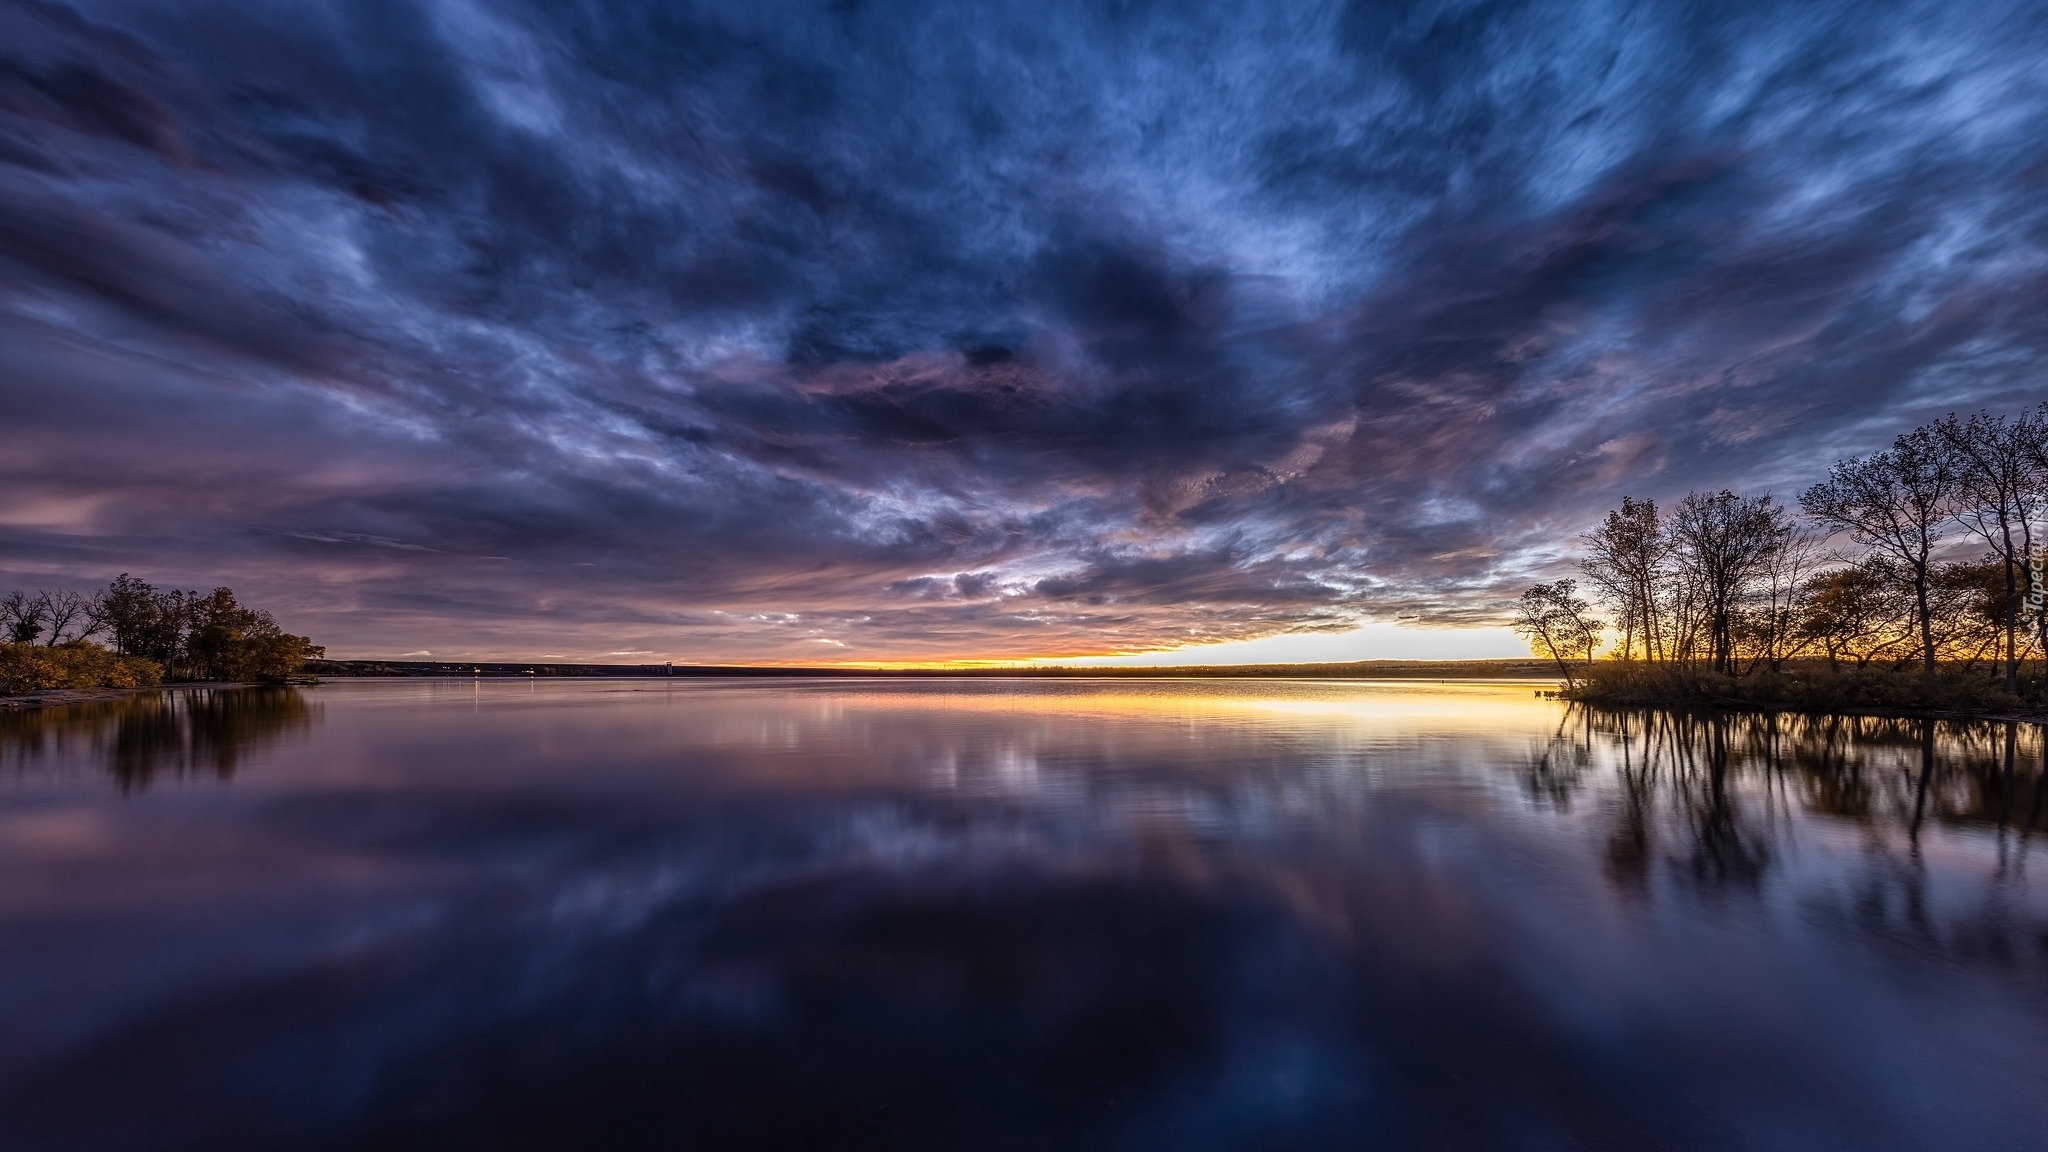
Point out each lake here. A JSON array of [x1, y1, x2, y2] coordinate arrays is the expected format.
[[0, 679, 2043, 1151]]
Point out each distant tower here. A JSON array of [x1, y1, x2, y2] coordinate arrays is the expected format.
[[665, 660, 674, 676]]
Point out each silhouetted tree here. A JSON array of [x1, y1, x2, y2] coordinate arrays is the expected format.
[[1668, 490, 1791, 674], [1801, 428, 1960, 679], [1929, 559, 2012, 672], [0, 591, 41, 644], [34, 589, 98, 646], [100, 575, 189, 665], [1741, 516, 1826, 672], [1514, 580, 1604, 682], [1932, 407, 2047, 690], [1578, 497, 1669, 660], [182, 587, 324, 682], [1796, 560, 1915, 669]]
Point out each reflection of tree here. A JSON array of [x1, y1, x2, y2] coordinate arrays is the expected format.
[[1550, 705, 2048, 981], [1678, 714, 1770, 891], [1603, 710, 1653, 894], [1522, 708, 1590, 808], [0, 687, 316, 790], [1570, 707, 2048, 835], [1594, 709, 1772, 895]]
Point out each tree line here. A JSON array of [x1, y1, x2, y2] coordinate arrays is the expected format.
[[1, 575, 323, 684], [1516, 405, 2048, 694]]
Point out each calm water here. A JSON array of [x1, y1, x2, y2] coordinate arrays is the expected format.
[[1, 679, 2044, 1151]]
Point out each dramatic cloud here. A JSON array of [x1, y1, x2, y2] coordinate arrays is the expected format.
[[2, 0, 2045, 660]]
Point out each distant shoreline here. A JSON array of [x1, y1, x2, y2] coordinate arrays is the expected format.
[[306, 658, 1564, 681]]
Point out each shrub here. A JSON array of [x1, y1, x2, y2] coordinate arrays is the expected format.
[[0, 642, 163, 695]]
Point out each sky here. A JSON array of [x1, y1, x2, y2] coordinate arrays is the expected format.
[[2, 0, 2045, 664]]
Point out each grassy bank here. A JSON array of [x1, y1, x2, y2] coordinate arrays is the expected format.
[[1558, 660, 2048, 719]]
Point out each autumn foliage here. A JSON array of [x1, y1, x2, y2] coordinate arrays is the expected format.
[[0, 576, 323, 693], [0, 642, 163, 695]]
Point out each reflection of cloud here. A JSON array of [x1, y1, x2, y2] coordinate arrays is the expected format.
[[2, 1, 2045, 660]]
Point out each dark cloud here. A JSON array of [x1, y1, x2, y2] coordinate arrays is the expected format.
[[2, 0, 2045, 660]]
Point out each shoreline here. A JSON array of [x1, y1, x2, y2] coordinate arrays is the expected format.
[[0, 686, 161, 711], [1555, 669, 2048, 725], [1552, 688, 2048, 726], [0, 682, 267, 711]]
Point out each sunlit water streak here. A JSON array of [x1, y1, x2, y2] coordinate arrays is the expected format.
[[0, 679, 2042, 1151]]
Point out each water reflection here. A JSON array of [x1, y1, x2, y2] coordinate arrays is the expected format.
[[1558, 706, 2048, 839], [0, 681, 2041, 1151], [1544, 706, 2048, 990], [0, 687, 316, 789]]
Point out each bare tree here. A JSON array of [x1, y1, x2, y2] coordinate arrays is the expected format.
[[1579, 497, 1669, 661], [1667, 490, 1790, 674], [1796, 559, 1916, 670], [0, 591, 42, 644], [34, 589, 101, 645], [1932, 408, 2046, 690], [1514, 579, 1605, 683], [1800, 427, 1960, 679], [1743, 519, 1828, 673]]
